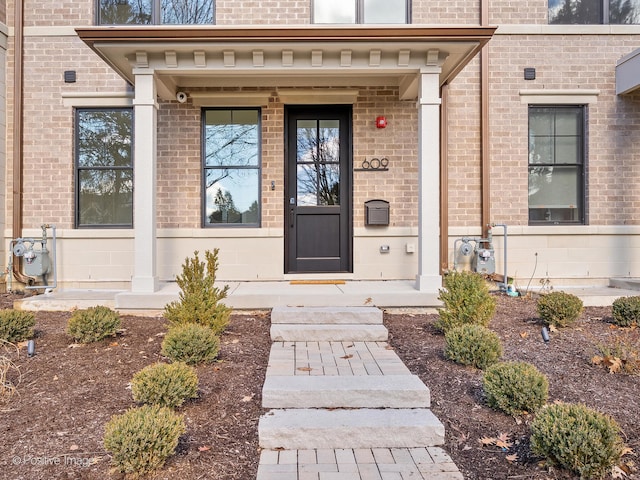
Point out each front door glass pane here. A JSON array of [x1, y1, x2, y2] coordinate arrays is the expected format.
[[296, 119, 341, 206]]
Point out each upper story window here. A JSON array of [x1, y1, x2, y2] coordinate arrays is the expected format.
[[528, 106, 586, 225], [76, 108, 133, 228], [549, 0, 640, 24], [98, 0, 214, 25], [312, 0, 409, 23], [203, 109, 261, 227]]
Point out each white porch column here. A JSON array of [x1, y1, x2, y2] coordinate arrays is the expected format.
[[415, 67, 443, 291], [131, 70, 159, 292]]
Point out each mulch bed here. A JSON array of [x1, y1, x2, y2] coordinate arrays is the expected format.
[[0, 292, 638, 479]]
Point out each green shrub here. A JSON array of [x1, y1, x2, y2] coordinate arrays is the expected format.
[[131, 362, 198, 408], [164, 249, 231, 335], [537, 291, 583, 328], [611, 296, 640, 327], [483, 361, 548, 416], [0, 310, 35, 343], [444, 324, 502, 370], [161, 323, 220, 366], [435, 270, 496, 332], [530, 403, 625, 479], [66, 305, 121, 343], [103, 404, 185, 478]]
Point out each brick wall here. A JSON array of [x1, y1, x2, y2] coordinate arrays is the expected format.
[[483, 34, 640, 226], [5, 34, 130, 229], [216, 0, 309, 24], [154, 86, 419, 230]]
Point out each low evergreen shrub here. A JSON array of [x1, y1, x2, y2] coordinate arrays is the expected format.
[[444, 324, 502, 370], [611, 296, 640, 327], [164, 249, 231, 335], [161, 323, 220, 366], [483, 361, 548, 416], [103, 404, 185, 478], [530, 403, 625, 479], [0, 310, 35, 343], [66, 305, 121, 343], [536, 291, 583, 328], [131, 362, 198, 408], [436, 270, 496, 333]]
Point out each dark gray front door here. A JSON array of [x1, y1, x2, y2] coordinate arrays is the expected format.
[[285, 106, 352, 273]]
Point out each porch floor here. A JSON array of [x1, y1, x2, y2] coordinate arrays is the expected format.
[[12, 278, 640, 312]]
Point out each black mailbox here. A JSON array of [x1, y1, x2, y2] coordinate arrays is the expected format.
[[365, 199, 390, 226]]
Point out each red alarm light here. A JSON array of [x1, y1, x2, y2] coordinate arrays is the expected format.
[[375, 116, 387, 128]]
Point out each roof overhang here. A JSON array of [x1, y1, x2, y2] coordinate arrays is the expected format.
[[616, 47, 640, 95], [76, 25, 496, 101]]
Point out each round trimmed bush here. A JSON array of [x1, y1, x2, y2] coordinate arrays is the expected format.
[[0, 310, 35, 343], [444, 324, 502, 370], [537, 291, 583, 328], [483, 361, 548, 416], [611, 296, 640, 327], [66, 305, 121, 343], [161, 323, 220, 366], [436, 270, 496, 333], [131, 362, 198, 408], [530, 403, 625, 479], [104, 404, 185, 478]]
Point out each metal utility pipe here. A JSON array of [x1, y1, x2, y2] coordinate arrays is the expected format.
[[12, 0, 34, 286], [492, 223, 508, 290], [480, 0, 491, 238], [439, 83, 449, 273]]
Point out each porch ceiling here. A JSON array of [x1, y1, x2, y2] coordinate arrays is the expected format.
[[76, 25, 495, 101]]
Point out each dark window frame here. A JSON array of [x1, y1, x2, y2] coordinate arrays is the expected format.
[[548, 0, 640, 24], [311, 0, 411, 24], [97, 0, 215, 25], [75, 107, 134, 229], [528, 105, 587, 226], [201, 107, 262, 229]]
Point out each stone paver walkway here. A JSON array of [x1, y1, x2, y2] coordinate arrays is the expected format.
[[257, 306, 463, 480], [266, 341, 411, 377], [257, 447, 462, 480]]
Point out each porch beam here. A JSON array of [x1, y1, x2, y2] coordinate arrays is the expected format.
[[131, 70, 159, 293]]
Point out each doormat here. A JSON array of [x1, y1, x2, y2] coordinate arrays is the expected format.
[[289, 280, 346, 285]]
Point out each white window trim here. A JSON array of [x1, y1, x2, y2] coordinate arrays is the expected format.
[[62, 92, 134, 108], [520, 89, 600, 105]]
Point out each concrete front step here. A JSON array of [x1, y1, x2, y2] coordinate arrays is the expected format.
[[271, 306, 383, 325], [262, 375, 431, 409], [270, 324, 388, 342], [258, 408, 445, 450]]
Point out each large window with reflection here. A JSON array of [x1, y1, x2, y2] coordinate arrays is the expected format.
[[98, 0, 214, 25], [76, 108, 133, 228], [203, 109, 261, 227], [549, 0, 640, 24], [528, 106, 586, 225], [313, 0, 409, 23]]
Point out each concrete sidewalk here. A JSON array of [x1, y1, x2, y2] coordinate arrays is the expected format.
[[13, 279, 640, 312]]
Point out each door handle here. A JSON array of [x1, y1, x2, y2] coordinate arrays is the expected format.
[[290, 207, 295, 228]]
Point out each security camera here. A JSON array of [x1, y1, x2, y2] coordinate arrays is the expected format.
[[176, 91, 187, 103]]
